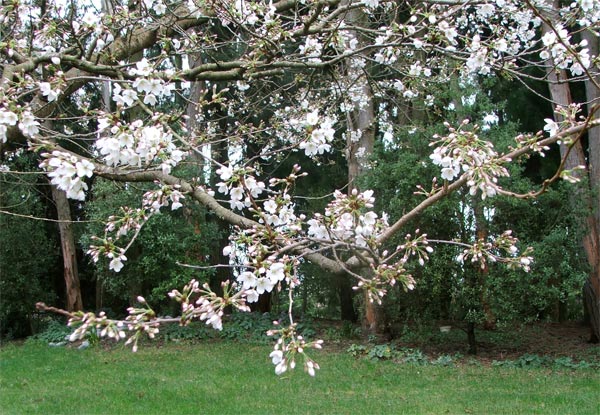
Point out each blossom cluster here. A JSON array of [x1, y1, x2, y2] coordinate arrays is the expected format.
[[168, 279, 251, 331], [352, 232, 433, 304], [234, 261, 290, 302], [216, 165, 267, 211], [430, 121, 509, 199], [456, 230, 533, 272], [543, 104, 584, 142], [0, 108, 18, 143], [124, 297, 161, 352], [67, 296, 160, 353], [142, 184, 186, 212], [87, 236, 128, 272], [39, 151, 94, 200], [119, 60, 177, 107], [354, 261, 415, 305], [216, 168, 313, 304], [307, 189, 387, 249], [39, 81, 61, 102], [270, 106, 338, 158], [0, 106, 40, 143], [105, 207, 147, 239], [300, 110, 336, 157], [223, 214, 301, 298], [267, 322, 323, 376], [540, 25, 591, 77], [96, 117, 184, 175], [68, 310, 125, 343], [211, 0, 277, 28]]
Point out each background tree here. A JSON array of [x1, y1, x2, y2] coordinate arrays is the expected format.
[[539, 0, 599, 340]]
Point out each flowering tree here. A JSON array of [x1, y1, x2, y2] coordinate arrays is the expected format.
[[2, 0, 599, 374]]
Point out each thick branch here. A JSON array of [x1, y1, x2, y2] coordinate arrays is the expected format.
[[95, 166, 345, 274]]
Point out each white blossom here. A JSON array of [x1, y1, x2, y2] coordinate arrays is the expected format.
[[18, 111, 39, 137], [266, 262, 285, 283], [0, 109, 18, 126], [543, 118, 559, 137], [39, 82, 59, 102], [109, 255, 126, 272], [256, 277, 274, 294]]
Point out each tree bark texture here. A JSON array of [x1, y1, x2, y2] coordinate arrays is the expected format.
[[582, 29, 600, 342], [330, 4, 376, 326], [346, 79, 378, 329], [50, 185, 83, 312], [544, 16, 600, 341]]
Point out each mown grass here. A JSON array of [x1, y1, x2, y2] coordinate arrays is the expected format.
[[1, 341, 598, 415]]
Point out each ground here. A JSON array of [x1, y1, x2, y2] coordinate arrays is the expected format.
[[314, 320, 600, 364]]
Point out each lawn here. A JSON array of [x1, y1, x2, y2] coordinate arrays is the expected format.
[[1, 341, 598, 415]]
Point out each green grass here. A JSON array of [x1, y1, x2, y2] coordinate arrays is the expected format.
[[1, 341, 598, 415]]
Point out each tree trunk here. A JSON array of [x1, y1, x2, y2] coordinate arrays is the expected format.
[[338, 2, 377, 327], [346, 78, 376, 188], [467, 322, 477, 355], [97, 0, 112, 313], [543, 11, 600, 341], [362, 290, 382, 333], [582, 29, 600, 343], [95, 275, 104, 311], [348, 89, 377, 328], [344, 52, 376, 328], [474, 200, 496, 330], [584, 280, 599, 342], [338, 275, 358, 322], [50, 185, 83, 312]]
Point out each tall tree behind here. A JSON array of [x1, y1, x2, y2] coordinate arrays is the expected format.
[[342, 3, 376, 327], [542, 3, 599, 341], [582, 29, 600, 342], [50, 184, 83, 311]]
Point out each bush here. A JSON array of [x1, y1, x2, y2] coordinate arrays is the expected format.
[[156, 312, 316, 345], [29, 320, 72, 344]]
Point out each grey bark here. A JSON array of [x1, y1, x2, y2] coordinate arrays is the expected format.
[[342, 3, 377, 328]]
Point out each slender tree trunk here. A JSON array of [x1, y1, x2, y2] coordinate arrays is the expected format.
[[467, 322, 477, 355], [43, 114, 83, 312], [96, 0, 113, 313], [339, 275, 358, 322], [346, 78, 376, 188], [95, 274, 104, 310], [474, 200, 496, 330], [50, 185, 83, 312]]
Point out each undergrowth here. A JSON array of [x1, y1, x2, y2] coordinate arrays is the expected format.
[[28, 312, 317, 347], [346, 343, 600, 370]]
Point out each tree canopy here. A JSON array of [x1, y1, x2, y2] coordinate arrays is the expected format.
[[1, 0, 599, 374]]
